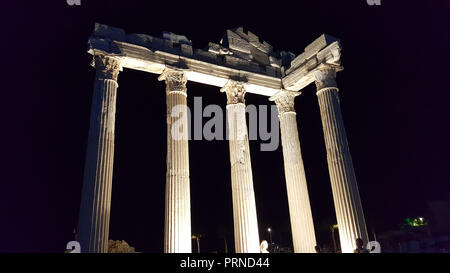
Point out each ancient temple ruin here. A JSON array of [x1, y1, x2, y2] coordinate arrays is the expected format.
[[77, 23, 368, 253]]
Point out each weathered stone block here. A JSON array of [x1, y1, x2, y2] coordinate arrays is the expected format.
[[164, 40, 173, 48], [269, 56, 281, 68], [226, 30, 251, 54], [260, 41, 273, 54], [265, 66, 277, 77], [316, 41, 341, 65], [304, 34, 339, 57], [247, 31, 260, 45], [248, 62, 261, 73], [207, 42, 221, 54], [93, 23, 126, 41], [230, 50, 252, 61], [88, 38, 113, 53], [290, 52, 307, 70], [162, 32, 192, 45], [194, 49, 217, 62], [150, 37, 164, 48], [225, 55, 241, 66], [126, 33, 156, 48], [251, 47, 269, 66], [181, 44, 193, 56]]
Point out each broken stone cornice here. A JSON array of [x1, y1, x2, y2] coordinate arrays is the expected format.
[[285, 34, 341, 75], [88, 23, 342, 93]]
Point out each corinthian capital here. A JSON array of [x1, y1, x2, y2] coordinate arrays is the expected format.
[[158, 68, 187, 93], [313, 67, 337, 90], [269, 90, 300, 114], [220, 80, 246, 104], [93, 55, 121, 81]]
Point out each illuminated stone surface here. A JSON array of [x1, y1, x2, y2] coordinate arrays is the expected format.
[[270, 90, 317, 253], [158, 68, 192, 253], [77, 54, 121, 253], [221, 81, 260, 253], [78, 23, 368, 253], [314, 67, 369, 253]]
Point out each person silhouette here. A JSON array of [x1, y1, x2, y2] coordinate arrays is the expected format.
[[315, 245, 322, 253], [260, 240, 269, 253], [354, 238, 369, 253]]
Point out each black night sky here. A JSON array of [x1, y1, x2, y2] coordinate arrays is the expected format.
[[1, 0, 449, 253]]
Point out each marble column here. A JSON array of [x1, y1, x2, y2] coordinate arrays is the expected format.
[[221, 80, 260, 253], [77, 54, 121, 253], [270, 90, 317, 253], [314, 67, 369, 253], [158, 68, 192, 253]]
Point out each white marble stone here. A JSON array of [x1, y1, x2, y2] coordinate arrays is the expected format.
[[221, 80, 260, 253], [270, 90, 317, 253], [314, 67, 369, 253], [158, 68, 192, 253], [77, 54, 121, 253]]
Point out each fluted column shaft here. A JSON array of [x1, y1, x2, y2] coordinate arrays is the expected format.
[[78, 55, 121, 253], [271, 91, 317, 253], [314, 68, 368, 253], [221, 81, 260, 253], [159, 69, 191, 253]]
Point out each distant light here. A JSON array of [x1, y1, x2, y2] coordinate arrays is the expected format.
[[403, 217, 427, 228], [267, 228, 271, 232]]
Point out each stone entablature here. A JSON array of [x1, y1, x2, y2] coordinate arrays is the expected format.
[[88, 23, 342, 97]]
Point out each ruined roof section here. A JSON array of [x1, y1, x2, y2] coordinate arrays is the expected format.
[[285, 34, 341, 76], [90, 23, 293, 78], [88, 23, 342, 92], [205, 27, 296, 75], [282, 34, 342, 91]]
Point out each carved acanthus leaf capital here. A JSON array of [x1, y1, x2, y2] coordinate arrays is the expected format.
[[93, 55, 121, 81], [220, 80, 246, 104], [313, 67, 337, 90], [269, 90, 300, 114], [158, 68, 187, 93]]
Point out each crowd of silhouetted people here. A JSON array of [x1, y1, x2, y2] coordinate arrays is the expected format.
[[314, 238, 369, 253]]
